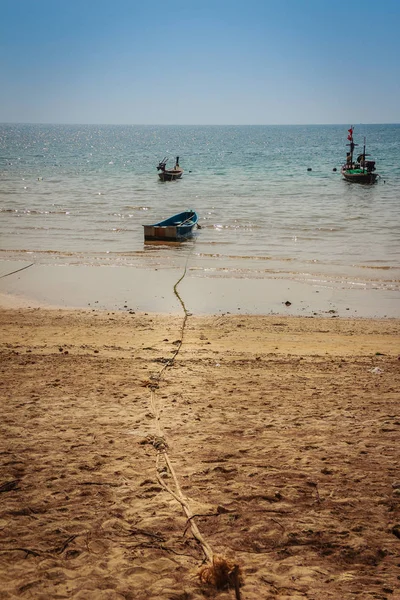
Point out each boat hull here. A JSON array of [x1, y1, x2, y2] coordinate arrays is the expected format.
[[158, 169, 183, 181], [341, 167, 379, 184], [143, 211, 198, 242]]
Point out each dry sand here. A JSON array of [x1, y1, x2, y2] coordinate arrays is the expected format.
[[1, 307, 400, 599]]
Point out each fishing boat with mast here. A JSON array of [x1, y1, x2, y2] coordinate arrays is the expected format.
[[157, 156, 183, 181], [341, 127, 379, 184]]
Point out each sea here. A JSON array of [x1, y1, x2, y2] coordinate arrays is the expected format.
[[0, 123, 399, 294]]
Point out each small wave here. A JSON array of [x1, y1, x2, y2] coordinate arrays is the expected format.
[[193, 252, 296, 262], [356, 264, 396, 271], [0, 249, 76, 257], [207, 222, 263, 230], [123, 206, 150, 211], [285, 225, 346, 232], [0, 208, 71, 215]]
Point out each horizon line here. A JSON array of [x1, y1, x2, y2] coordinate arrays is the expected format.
[[1, 121, 399, 127]]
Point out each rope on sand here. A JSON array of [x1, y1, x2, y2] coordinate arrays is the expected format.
[[145, 250, 243, 599]]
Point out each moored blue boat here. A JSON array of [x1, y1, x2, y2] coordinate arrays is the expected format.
[[143, 210, 198, 242]]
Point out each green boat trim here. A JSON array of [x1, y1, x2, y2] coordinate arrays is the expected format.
[[345, 168, 368, 175]]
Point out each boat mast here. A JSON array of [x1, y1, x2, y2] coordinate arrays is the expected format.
[[347, 126, 354, 168], [362, 137, 366, 172]]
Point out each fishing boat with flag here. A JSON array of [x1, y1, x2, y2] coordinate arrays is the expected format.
[[341, 127, 379, 184]]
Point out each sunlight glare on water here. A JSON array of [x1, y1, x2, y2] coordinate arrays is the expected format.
[[0, 123, 399, 291]]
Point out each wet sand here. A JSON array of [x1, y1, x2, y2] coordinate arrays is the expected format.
[[1, 306, 399, 599], [1, 261, 400, 318]]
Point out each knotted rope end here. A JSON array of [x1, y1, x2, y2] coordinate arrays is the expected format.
[[198, 555, 243, 594]]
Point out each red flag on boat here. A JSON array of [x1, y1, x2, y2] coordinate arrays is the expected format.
[[347, 127, 353, 141]]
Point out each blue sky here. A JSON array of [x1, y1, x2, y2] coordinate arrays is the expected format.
[[1, 0, 399, 124]]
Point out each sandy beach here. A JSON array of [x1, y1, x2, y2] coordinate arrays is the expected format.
[[2, 4, 400, 597], [1, 303, 400, 599]]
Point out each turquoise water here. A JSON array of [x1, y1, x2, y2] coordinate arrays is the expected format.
[[0, 123, 399, 291]]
